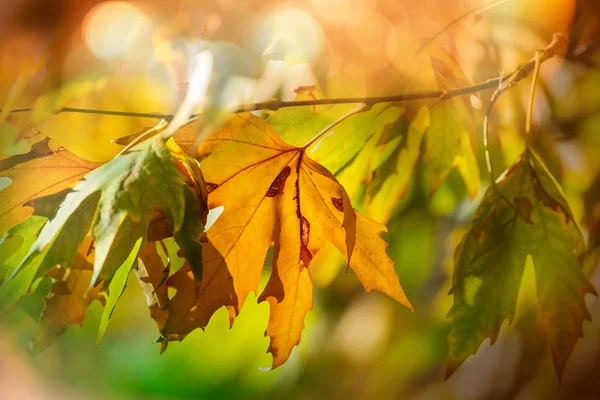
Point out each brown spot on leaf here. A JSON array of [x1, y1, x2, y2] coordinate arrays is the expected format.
[[267, 166, 291, 197], [531, 175, 572, 224], [206, 182, 218, 193], [300, 216, 310, 247], [299, 215, 312, 266], [513, 196, 534, 224], [300, 246, 312, 267], [332, 197, 344, 212]]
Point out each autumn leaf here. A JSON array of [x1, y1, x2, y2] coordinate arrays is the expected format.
[[0, 142, 100, 235], [0, 114, 45, 157], [426, 43, 480, 198], [365, 107, 430, 222], [447, 149, 596, 379], [36, 75, 173, 162], [97, 237, 143, 344], [0, 135, 207, 315], [583, 175, 600, 263], [267, 94, 404, 175], [334, 108, 406, 201], [135, 242, 170, 333], [161, 113, 413, 368], [31, 237, 105, 353], [0, 216, 46, 283]]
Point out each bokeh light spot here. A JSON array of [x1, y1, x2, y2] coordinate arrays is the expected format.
[[83, 2, 151, 60], [253, 7, 324, 64]]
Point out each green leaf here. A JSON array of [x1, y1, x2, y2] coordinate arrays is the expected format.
[[334, 109, 406, 202], [267, 96, 404, 175], [447, 149, 596, 379], [174, 188, 205, 283], [31, 239, 105, 354], [0, 143, 99, 235], [0, 136, 206, 313], [426, 43, 480, 198], [0, 117, 30, 156], [0, 216, 47, 282], [96, 237, 143, 345], [0, 217, 50, 316], [366, 107, 429, 222], [426, 100, 480, 199]]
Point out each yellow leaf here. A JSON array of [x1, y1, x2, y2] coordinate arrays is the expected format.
[[31, 237, 104, 353], [136, 242, 170, 332], [38, 76, 174, 162], [0, 147, 100, 235], [163, 113, 412, 368]]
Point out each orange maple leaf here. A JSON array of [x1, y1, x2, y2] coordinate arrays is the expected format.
[[162, 113, 413, 368]]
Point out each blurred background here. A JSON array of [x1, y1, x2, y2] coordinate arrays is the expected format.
[[2, 0, 600, 399]]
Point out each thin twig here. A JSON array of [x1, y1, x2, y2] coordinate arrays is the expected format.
[[1, 83, 498, 120], [0, 44, 557, 121], [301, 103, 369, 150], [483, 33, 566, 185], [484, 80, 505, 187], [115, 119, 168, 156], [1, 34, 566, 149], [415, 0, 512, 55]]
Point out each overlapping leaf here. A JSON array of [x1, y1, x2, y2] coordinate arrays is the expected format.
[[0, 216, 47, 283], [135, 242, 170, 333], [0, 135, 207, 317], [0, 115, 45, 157], [31, 237, 105, 353], [448, 149, 596, 378], [160, 113, 413, 368], [334, 108, 406, 202], [36, 76, 174, 162], [0, 141, 100, 235], [426, 43, 480, 198], [365, 107, 430, 222], [97, 237, 143, 344], [268, 98, 404, 175]]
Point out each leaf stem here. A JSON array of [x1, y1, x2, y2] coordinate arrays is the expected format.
[[300, 103, 369, 150], [483, 81, 504, 187], [115, 119, 168, 156], [483, 33, 566, 185]]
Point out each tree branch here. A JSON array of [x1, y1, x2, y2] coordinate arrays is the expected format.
[[1, 34, 566, 122], [482, 33, 566, 184]]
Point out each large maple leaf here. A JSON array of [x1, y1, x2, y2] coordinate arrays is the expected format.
[[162, 113, 413, 368], [448, 149, 596, 379]]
